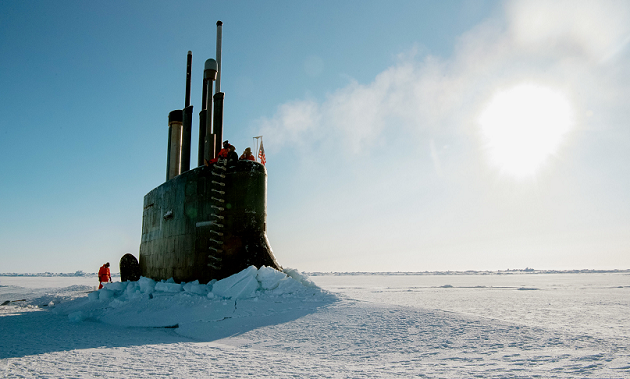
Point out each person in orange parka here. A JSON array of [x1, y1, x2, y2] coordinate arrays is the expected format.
[[98, 262, 112, 289], [239, 147, 255, 161], [205, 141, 231, 166]]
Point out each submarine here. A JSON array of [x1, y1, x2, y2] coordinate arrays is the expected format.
[[121, 21, 281, 284]]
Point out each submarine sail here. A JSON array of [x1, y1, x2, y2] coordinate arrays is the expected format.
[[136, 21, 281, 283]]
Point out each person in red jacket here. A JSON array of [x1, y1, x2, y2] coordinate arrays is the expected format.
[[239, 147, 255, 161], [205, 141, 231, 166], [98, 262, 112, 289]]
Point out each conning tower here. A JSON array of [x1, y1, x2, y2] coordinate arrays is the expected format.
[[137, 22, 281, 283]]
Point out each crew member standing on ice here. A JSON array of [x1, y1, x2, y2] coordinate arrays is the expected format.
[[239, 147, 255, 161], [206, 141, 231, 166], [98, 262, 112, 289]]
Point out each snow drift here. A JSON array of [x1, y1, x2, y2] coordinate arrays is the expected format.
[[53, 266, 336, 341]]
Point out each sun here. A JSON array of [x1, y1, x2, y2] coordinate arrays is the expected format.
[[478, 84, 573, 178]]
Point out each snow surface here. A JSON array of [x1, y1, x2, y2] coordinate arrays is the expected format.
[[1, 269, 629, 377]]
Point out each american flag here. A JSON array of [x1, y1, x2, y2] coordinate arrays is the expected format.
[[258, 139, 266, 165]]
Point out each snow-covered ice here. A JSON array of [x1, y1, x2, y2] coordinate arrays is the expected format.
[[1, 269, 629, 377]]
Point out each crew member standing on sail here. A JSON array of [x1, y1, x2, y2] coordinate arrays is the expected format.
[[206, 141, 231, 165], [98, 262, 112, 289], [227, 144, 238, 165], [240, 147, 255, 161]]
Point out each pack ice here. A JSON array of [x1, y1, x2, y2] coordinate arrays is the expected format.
[[54, 266, 336, 340]]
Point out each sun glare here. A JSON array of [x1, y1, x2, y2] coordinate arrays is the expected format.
[[479, 84, 573, 178]]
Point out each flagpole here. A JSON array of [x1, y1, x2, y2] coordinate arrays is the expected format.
[[253, 137, 257, 162], [253, 135, 262, 163]]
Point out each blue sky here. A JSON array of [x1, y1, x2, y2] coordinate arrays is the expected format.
[[1, 0, 629, 273]]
